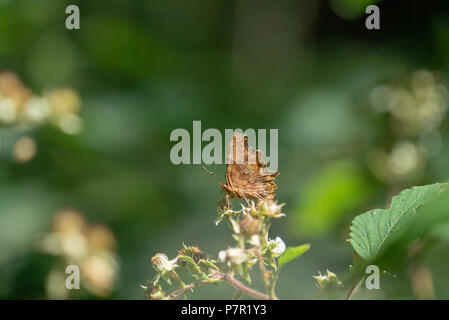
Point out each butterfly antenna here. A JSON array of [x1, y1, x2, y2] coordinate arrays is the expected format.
[[202, 166, 222, 183]]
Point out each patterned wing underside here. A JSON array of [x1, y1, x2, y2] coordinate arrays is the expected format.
[[222, 133, 279, 200]]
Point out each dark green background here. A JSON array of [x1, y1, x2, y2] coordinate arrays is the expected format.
[[1, 0, 449, 299]]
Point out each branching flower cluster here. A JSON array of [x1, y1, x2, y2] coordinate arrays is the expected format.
[[0, 71, 83, 164], [143, 197, 289, 300], [368, 70, 448, 183], [0, 71, 82, 134], [39, 209, 119, 298]]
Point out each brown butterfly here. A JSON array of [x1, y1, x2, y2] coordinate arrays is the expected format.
[[219, 133, 279, 201]]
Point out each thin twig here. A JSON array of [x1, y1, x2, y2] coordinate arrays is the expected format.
[[166, 280, 209, 300], [345, 275, 365, 300], [166, 272, 269, 300], [268, 268, 280, 300], [233, 290, 244, 300], [216, 271, 270, 300], [256, 246, 276, 299]]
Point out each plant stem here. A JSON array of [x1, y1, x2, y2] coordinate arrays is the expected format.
[[168, 270, 185, 288], [166, 271, 270, 300], [167, 280, 209, 300], [255, 246, 272, 297], [345, 275, 365, 300], [217, 272, 270, 300], [268, 268, 280, 300], [233, 290, 244, 300]]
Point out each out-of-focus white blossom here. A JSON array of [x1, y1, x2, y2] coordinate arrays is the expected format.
[[21, 97, 51, 124], [13, 136, 37, 163], [0, 97, 18, 123], [57, 113, 82, 135], [46, 269, 69, 300], [81, 251, 119, 297], [368, 70, 448, 183], [0, 71, 83, 134], [40, 209, 119, 298]]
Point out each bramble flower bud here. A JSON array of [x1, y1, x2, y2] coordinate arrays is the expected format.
[[218, 248, 248, 265], [313, 270, 343, 289], [239, 215, 261, 236], [151, 253, 177, 273], [178, 246, 207, 264], [143, 283, 166, 300], [255, 199, 286, 218], [149, 287, 165, 300], [264, 270, 272, 280], [249, 234, 261, 247], [216, 197, 232, 214]]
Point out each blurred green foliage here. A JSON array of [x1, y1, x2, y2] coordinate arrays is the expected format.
[[0, 0, 448, 299], [293, 160, 372, 236]]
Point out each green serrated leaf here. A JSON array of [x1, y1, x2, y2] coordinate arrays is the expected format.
[[278, 244, 310, 269], [350, 183, 446, 261]]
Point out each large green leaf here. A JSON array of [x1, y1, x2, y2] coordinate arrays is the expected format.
[[278, 244, 310, 269], [349, 183, 445, 261]]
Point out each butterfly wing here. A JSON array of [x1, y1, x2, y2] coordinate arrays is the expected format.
[[223, 133, 279, 200]]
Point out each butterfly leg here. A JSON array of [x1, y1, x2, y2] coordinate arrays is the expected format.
[[225, 194, 231, 210], [242, 195, 251, 207]]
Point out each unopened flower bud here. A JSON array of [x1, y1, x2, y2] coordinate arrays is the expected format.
[[249, 234, 261, 247], [239, 215, 261, 236], [217, 197, 232, 214], [149, 287, 165, 300], [143, 283, 165, 300], [264, 270, 272, 280], [178, 246, 207, 264], [218, 248, 248, 265], [313, 270, 343, 289]]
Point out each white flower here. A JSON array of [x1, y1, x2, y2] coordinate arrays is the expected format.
[[21, 97, 51, 124], [269, 236, 286, 256], [255, 199, 285, 218], [151, 253, 178, 273], [218, 250, 227, 262]]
